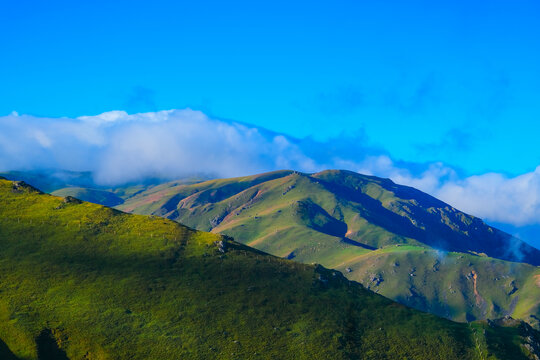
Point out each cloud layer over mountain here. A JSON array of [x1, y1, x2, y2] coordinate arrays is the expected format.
[[1, 109, 539, 229]]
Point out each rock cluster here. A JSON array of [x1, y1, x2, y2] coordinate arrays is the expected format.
[[214, 240, 227, 253]]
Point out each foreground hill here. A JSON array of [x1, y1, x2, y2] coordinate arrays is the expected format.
[[115, 170, 540, 325], [4, 178, 539, 359]]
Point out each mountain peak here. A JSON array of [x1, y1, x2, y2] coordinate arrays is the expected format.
[[4, 177, 536, 359]]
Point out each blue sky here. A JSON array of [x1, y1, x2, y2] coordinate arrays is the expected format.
[[2, 1, 540, 247], [2, 0, 540, 176]]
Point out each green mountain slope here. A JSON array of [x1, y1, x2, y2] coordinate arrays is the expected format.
[[4, 178, 539, 359], [116, 170, 540, 325], [329, 245, 540, 327]]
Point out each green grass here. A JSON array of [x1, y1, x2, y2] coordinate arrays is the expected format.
[[113, 170, 540, 327], [4, 178, 537, 359], [333, 246, 540, 323]]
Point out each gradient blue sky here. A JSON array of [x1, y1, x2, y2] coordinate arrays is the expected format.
[[1, 0, 540, 176]]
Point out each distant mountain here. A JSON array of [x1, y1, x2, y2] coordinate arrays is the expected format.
[[115, 170, 540, 326], [51, 187, 125, 207], [4, 177, 539, 359], [0, 170, 206, 208], [0, 170, 97, 193]]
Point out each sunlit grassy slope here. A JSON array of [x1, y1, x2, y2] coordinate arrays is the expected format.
[[5, 178, 539, 359], [116, 170, 540, 326]]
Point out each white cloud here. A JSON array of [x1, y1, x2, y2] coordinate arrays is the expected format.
[[434, 167, 540, 226], [347, 156, 540, 227], [0, 109, 318, 184], [1, 109, 540, 229]]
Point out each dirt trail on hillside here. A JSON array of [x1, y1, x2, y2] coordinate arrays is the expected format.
[[535, 274, 540, 288], [471, 270, 483, 306]]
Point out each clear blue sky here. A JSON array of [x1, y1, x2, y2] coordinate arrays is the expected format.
[[1, 0, 540, 176]]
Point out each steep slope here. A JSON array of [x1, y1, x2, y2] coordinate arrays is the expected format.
[[119, 170, 540, 264], [4, 178, 536, 359], [117, 170, 540, 325]]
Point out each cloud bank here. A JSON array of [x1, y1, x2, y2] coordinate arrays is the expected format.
[[0, 110, 319, 184], [1, 109, 540, 229], [352, 157, 540, 227]]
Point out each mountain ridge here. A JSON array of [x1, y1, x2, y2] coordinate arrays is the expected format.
[[111, 169, 540, 326], [3, 177, 539, 358], [119, 169, 540, 264], [4, 170, 540, 327]]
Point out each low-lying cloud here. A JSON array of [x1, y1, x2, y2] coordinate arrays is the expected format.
[[346, 157, 540, 227], [1, 109, 540, 230], [0, 110, 320, 184]]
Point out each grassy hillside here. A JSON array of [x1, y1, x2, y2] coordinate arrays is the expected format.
[[328, 245, 540, 327], [4, 178, 539, 359], [116, 170, 540, 325]]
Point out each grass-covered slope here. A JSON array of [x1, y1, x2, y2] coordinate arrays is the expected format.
[[328, 245, 540, 327], [119, 170, 540, 264], [4, 178, 537, 359], [116, 170, 540, 325]]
